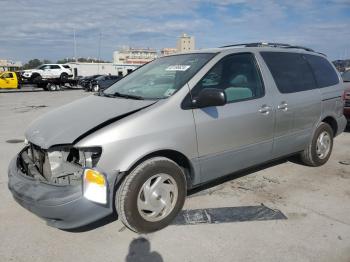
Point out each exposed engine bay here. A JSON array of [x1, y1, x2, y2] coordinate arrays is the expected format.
[[18, 143, 101, 185]]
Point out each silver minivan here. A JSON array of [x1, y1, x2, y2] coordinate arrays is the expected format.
[[8, 43, 347, 233]]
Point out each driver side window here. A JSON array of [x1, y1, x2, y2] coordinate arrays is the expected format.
[[194, 53, 264, 103], [2, 72, 13, 78]]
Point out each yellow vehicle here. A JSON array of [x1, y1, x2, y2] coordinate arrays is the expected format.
[[0, 71, 20, 89]]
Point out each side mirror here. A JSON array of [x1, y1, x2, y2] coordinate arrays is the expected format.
[[193, 88, 226, 108]]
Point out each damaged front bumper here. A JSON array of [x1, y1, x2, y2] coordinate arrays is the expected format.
[[7, 153, 116, 229]]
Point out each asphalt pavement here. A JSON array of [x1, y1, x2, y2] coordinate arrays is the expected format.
[[0, 90, 350, 262]]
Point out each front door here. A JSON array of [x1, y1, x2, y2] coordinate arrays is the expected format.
[[190, 53, 275, 183], [0, 72, 17, 88]]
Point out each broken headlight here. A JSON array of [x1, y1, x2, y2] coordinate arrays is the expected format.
[[44, 146, 102, 185]]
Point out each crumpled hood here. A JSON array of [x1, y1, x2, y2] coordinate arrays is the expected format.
[[25, 95, 155, 149]]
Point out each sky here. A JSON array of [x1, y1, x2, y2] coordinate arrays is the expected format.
[[1, 0, 350, 63]]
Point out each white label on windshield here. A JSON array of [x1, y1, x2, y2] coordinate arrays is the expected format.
[[166, 65, 191, 71]]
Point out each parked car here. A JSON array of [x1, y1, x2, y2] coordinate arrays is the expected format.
[[79, 74, 103, 90], [0, 71, 21, 89], [21, 64, 73, 83], [342, 70, 350, 122], [8, 43, 347, 233], [88, 75, 121, 92]]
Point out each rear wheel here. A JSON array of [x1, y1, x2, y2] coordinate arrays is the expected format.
[[300, 122, 333, 166], [47, 83, 57, 91], [116, 157, 186, 233]]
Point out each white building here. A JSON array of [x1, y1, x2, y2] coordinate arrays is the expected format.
[[160, 48, 178, 56], [0, 59, 22, 72], [113, 47, 157, 65], [67, 62, 139, 77], [176, 33, 195, 53]]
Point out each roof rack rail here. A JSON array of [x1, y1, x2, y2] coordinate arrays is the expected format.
[[220, 42, 314, 52]]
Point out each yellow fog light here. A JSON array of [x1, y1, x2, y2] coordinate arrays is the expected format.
[[83, 169, 107, 204]]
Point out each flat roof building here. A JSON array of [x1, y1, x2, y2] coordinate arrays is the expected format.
[[176, 33, 195, 53], [160, 48, 178, 56], [0, 59, 22, 71], [113, 47, 157, 65]]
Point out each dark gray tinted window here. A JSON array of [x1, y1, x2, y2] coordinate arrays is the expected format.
[[193, 53, 264, 103], [261, 52, 317, 93], [305, 55, 339, 87], [50, 65, 60, 69]]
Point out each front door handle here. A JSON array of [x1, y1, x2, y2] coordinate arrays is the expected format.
[[259, 105, 271, 115], [277, 102, 288, 111]]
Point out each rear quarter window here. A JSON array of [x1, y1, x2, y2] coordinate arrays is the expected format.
[[260, 52, 317, 93], [305, 54, 339, 88]]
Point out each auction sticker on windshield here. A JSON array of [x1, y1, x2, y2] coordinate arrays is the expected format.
[[166, 65, 191, 71]]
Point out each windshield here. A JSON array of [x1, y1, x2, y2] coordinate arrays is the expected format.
[[103, 53, 216, 99], [342, 70, 350, 82], [36, 65, 46, 70]]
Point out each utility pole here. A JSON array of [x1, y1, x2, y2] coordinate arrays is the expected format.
[[97, 31, 102, 74], [74, 29, 77, 62]]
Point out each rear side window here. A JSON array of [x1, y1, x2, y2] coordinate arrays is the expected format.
[[305, 55, 339, 87], [62, 65, 71, 69], [50, 65, 60, 69], [261, 52, 317, 93]]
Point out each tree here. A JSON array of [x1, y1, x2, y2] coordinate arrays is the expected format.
[[22, 59, 52, 69], [22, 59, 41, 69]]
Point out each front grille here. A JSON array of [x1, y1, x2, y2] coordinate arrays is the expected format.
[[30, 143, 45, 174], [345, 100, 350, 108]]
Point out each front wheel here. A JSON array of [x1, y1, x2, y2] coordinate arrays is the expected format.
[[300, 122, 334, 166], [60, 73, 68, 82], [116, 157, 186, 233]]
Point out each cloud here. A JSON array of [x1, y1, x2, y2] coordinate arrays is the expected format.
[[0, 0, 349, 61]]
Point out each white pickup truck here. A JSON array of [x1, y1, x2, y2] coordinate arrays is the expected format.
[[21, 64, 73, 82]]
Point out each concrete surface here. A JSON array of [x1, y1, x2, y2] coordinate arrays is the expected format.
[[0, 90, 350, 262]]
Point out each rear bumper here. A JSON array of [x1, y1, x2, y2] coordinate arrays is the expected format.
[[8, 156, 115, 229]]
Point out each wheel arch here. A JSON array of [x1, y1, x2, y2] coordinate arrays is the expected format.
[[321, 116, 337, 136], [119, 149, 198, 190]]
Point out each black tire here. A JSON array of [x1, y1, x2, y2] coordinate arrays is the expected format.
[[31, 74, 42, 84], [116, 157, 186, 233], [60, 73, 68, 82], [300, 122, 334, 166], [47, 84, 57, 91]]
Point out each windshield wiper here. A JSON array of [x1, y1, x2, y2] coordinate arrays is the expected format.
[[109, 91, 145, 100]]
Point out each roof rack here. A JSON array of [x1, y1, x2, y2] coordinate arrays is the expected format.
[[220, 42, 315, 52]]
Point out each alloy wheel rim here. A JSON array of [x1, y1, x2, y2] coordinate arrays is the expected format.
[[137, 173, 178, 222], [316, 131, 331, 159]]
